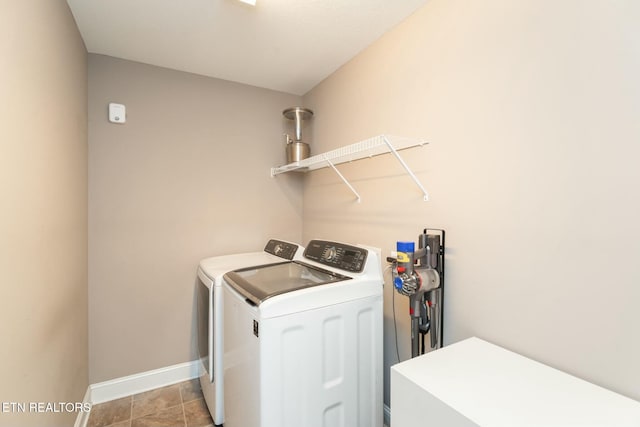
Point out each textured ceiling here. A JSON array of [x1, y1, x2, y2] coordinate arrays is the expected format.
[[67, 0, 429, 95]]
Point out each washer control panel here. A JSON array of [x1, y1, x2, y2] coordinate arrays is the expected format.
[[304, 240, 367, 273], [264, 239, 299, 260]]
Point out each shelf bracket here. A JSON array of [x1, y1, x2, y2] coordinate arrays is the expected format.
[[382, 135, 430, 201], [325, 157, 361, 203]]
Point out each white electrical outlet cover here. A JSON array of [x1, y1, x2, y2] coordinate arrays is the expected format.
[[109, 103, 126, 124]]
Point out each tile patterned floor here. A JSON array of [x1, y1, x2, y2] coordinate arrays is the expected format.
[[87, 379, 214, 427]]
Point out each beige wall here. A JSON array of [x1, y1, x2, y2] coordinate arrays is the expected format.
[[4, 0, 636, 421], [0, 1, 88, 426], [303, 0, 640, 406], [88, 54, 303, 382]]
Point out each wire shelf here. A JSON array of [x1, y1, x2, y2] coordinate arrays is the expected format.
[[271, 135, 428, 175], [271, 134, 430, 201]]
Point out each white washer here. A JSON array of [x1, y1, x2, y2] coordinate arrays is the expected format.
[[196, 239, 305, 426], [222, 239, 384, 427]]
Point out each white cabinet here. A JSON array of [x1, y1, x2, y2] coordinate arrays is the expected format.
[[391, 337, 640, 427]]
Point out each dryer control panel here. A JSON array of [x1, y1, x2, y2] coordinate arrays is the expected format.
[[304, 240, 367, 273], [264, 239, 299, 260]]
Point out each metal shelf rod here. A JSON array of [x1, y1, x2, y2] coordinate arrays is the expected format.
[[325, 157, 361, 203], [382, 135, 430, 201]]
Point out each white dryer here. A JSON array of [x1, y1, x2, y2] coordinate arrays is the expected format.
[[196, 239, 304, 426], [222, 239, 384, 427]]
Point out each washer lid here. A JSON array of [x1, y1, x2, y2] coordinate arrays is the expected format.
[[224, 261, 350, 306]]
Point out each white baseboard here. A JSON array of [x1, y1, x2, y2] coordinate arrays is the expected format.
[[75, 360, 200, 427], [73, 386, 92, 427], [384, 403, 391, 426], [91, 360, 200, 404]]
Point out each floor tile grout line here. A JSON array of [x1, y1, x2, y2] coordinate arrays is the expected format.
[[179, 385, 188, 427]]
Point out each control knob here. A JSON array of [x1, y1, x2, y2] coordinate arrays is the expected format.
[[323, 246, 337, 261], [273, 244, 284, 256]]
